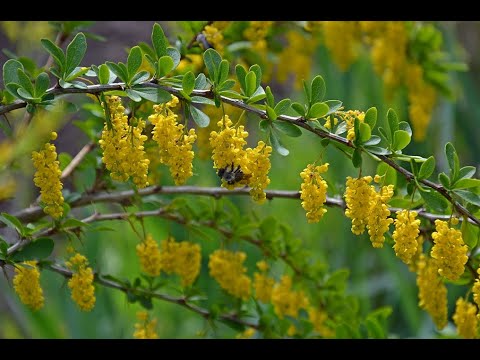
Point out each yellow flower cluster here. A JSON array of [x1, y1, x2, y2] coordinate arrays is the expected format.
[[276, 30, 318, 90], [368, 22, 408, 94], [133, 311, 159, 339], [245, 141, 272, 203], [416, 254, 448, 330], [136, 234, 162, 277], [149, 96, 197, 185], [244, 21, 274, 51], [208, 249, 251, 300], [253, 261, 275, 303], [392, 210, 421, 265], [99, 96, 150, 188], [344, 176, 374, 235], [343, 110, 365, 141], [203, 25, 224, 54], [271, 275, 309, 319], [367, 178, 394, 248], [322, 21, 361, 71], [408, 235, 425, 273], [453, 298, 478, 339], [159, 237, 201, 287], [13, 260, 44, 311], [299, 163, 329, 223], [236, 328, 256, 339], [32, 132, 64, 219], [405, 63, 437, 141], [210, 115, 271, 201], [430, 220, 468, 281], [473, 269, 480, 311], [66, 252, 96, 311], [308, 307, 333, 337]]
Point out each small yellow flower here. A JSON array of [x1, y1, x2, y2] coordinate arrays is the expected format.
[[13, 261, 44, 311], [453, 298, 478, 339], [203, 25, 224, 53], [236, 327, 256, 339], [133, 311, 159, 339], [308, 307, 334, 337], [136, 234, 162, 277], [322, 21, 361, 71], [271, 275, 309, 319], [32, 132, 64, 219], [472, 269, 480, 313], [393, 210, 421, 265], [66, 252, 96, 311], [209, 249, 251, 300], [344, 176, 374, 235], [245, 141, 272, 203], [367, 184, 394, 248], [300, 163, 329, 223]]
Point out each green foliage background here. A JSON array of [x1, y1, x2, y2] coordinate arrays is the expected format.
[[0, 21, 478, 339]]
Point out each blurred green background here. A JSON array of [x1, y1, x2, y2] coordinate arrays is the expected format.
[[0, 21, 478, 339]]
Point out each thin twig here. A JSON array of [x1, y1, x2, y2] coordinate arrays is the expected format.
[[61, 142, 96, 180], [45, 263, 258, 330]]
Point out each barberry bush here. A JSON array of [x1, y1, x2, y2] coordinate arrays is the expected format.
[[0, 21, 478, 339]]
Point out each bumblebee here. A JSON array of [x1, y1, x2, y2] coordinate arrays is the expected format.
[[217, 163, 250, 185]]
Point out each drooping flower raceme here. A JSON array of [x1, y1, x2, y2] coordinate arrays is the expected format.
[[99, 96, 150, 188], [300, 163, 329, 223], [208, 249, 251, 300], [430, 219, 468, 281], [149, 96, 197, 185], [322, 21, 361, 71], [66, 252, 96, 312], [32, 132, 64, 219], [392, 210, 421, 265], [473, 269, 480, 312], [453, 298, 478, 339], [366, 181, 394, 248], [253, 261, 275, 303], [344, 176, 374, 235], [416, 254, 448, 330], [133, 311, 159, 339], [13, 260, 44, 311], [308, 307, 333, 337], [270, 275, 310, 319], [160, 237, 201, 287], [136, 234, 162, 277], [245, 141, 272, 203]]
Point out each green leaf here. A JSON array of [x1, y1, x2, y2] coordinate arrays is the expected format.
[[265, 86, 275, 107], [65, 33, 87, 78], [17, 87, 36, 101], [393, 130, 411, 151], [352, 148, 362, 168], [266, 105, 277, 120], [453, 178, 480, 190], [303, 79, 311, 104], [106, 62, 128, 83], [363, 135, 381, 146], [376, 162, 397, 186], [418, 156, 436, 180], [365, 318, 385, 339], [17, 69, 34, 96], [217, 59, 229, 85], [130, 71, 150, 86], [34, 72, 50, 97], [378, 126, 390, 144], [191, 96, 214, 105], [0, 238, 8, 257], [158, 55, 174, 78], [291, 102, 305, 117], [62, 218, 89, 228], [127, 46, 143, 80], [364, 107, 377, 129], [461, 219, 478, 249], [454, 190, 480, 207], [459, 166, 476, 179], [190, 106, 210, 127], [0, 213, 24, 236], [152, 23, 168, 58], [325, 269, 349, 293], [125, 89, 142, 102], [249, 64, 262, 90], [40, 39, 65, 73], [245, 71, 257, 97], [274, 99, 291, 116], [445, 142, 460, 181], [195, 73, 208, 90], [398, 121, 412, 137], [269, 132, 289, 156], [259, 119, 270, 132], [182, 71, 195, 96], [98, 64, 110, 84], [309, 102, 329, 119], [359, 123, 371, 143], [310, 75, 326, 104], [203, 48, 222, 80], [235, 64, 247, 93], [272, 121, 302, 137], [246, 86, 265, 104], [438, 172, 451, 189], [324, 100, 343, 116], [217, 79, 235, 92], [419, 189, 449, 212], [387, 108, 399, 139], [11, 237, 54, 261], [58, 152, 72, 171], [166, 47, 181, 69], [129, 85, 171, 103]]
